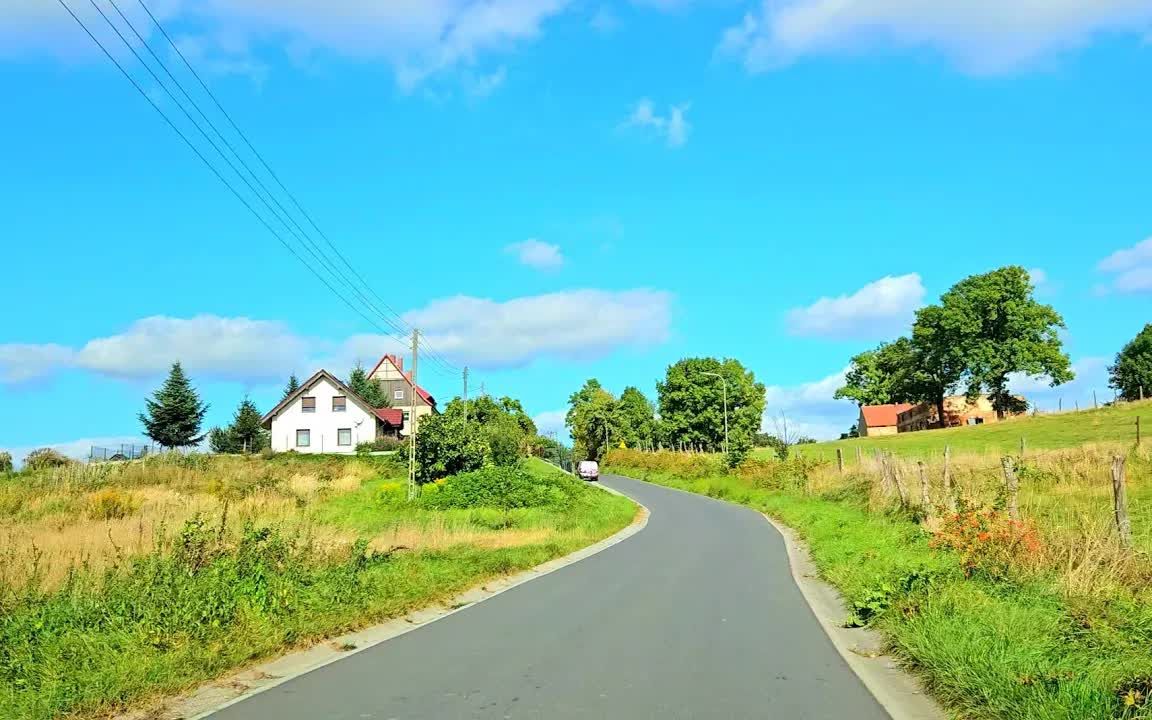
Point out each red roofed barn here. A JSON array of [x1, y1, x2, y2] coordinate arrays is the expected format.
[[858, 403, 913, 437]]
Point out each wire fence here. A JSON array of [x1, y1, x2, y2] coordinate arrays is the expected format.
[[89, 444, 155, 462]]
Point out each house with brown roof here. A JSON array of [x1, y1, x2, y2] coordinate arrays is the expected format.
[[367, 353, 437, 436], [858, 403, 914, 437], [261, 369, 405, 454]]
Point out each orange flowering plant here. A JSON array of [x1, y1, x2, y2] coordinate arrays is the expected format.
[[930, 508, 1043, 580]]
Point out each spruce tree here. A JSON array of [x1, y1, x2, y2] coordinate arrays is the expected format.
[[347, 362, 390, 408], [282, 374, 301, 401], [139, 362, 209, 448], [231, 397, 269, 452]]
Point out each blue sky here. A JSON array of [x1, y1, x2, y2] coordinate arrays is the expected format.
[[3, 0, 1152, 460]]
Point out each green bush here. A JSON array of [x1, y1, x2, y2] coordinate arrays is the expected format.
[[356, 437, 406, 454], [418, 465, 582, 510], [23, 448, 74, 471], [0, 452, 12, 474]]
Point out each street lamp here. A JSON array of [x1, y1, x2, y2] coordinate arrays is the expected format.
[[699, 371, 729, 455]]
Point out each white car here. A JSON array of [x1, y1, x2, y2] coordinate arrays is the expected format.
[[577, 460, 600, 482]]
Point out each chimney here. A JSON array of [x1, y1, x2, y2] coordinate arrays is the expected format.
[[385, 354, 403, 372]]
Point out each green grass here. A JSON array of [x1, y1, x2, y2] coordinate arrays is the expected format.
[[610, 460, 1152, 720], [773, 399, 1152, 463], [0, 458, 635, 720]]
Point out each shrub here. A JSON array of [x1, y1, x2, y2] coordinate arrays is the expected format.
[[930, 509, 1043, 580], [23, 448, 74, 471], [85, 488, 140, 520], [356, 437, 406, 454], [418, 465, 580, 510], [0, 451, 12, 474]]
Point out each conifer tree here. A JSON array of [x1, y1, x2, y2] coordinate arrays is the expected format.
[[139, 362, 209, 448]]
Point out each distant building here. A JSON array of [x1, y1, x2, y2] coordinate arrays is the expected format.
[[366, 353, 437, 437], [897, 395, 1017, 433], [261, 369, 405, 454], [858, 403, 914, 437]]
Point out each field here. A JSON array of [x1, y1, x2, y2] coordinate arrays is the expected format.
[[770, 398, 1151, 462], [608, 444, 1152, 720], [0, 453, 636, 720]]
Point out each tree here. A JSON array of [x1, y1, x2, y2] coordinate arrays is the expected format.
[[347, 362, 390, 408], [282, 374, 301, 401], [657, 357, 765, 459], [208, 426, 240, 454], [139, 362, 208, 448], [615, 386, 657, 449], [834, 338, 919, 407], [839, 423, 859, 440], [937, 266, 1073, 417], [414, 412, 487, 482], [0, 451, 12, 474], [908, 305, 967, 428], [1109, 323, 1152, 401], [566, 380, 620, 462]]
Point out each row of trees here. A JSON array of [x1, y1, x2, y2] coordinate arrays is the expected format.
[[566, 357, 766, 464], [834, 266, 1074, 424]]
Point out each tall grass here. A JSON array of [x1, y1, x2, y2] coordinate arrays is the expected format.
[[0, 454, 635, 720], [608, 447, 1152, 720]]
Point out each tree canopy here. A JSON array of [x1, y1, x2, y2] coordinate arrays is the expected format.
[[565, 379, 622, 461], [657, 357, 765, 462], [834, 337, 920, 407], [1109, 323, 1152, 401], [416, 394, 536, 482], [209, 397, 269, 454], [615, 386, 657, 450], [282, 374, 300, 401], [139, 362, 208, 448], [347, 362, 390, 408]]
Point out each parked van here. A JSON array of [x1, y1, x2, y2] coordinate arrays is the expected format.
[[577, 460, 600, 482]]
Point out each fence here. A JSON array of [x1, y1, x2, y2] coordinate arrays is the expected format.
[[89, 444, 154, 462]]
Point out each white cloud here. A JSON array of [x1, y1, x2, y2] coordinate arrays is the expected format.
[[717, 0, 1152, 74], [787, 273, 925, 339], [1008, 356, 1111, 411], [505, 239, 565, 270], [0, 343, 75, 383], [622, 98, 692, 148], [762, 366, 856, 440], [2, 0, 569, 90], [402, 289, 673, 368], [1098, 237, 1152, 294], [532, 409, 570, 438]]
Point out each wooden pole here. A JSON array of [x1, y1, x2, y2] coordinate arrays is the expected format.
[[1020, 437, 1026, 458], [836, 448, 844, 474], [943, 445, 957, 513], [891, 457, 909, 508], [1112, 455, 1132, 549], [1001, 457, 1020, 521], [1093, 390, 1098, 410], [917, 461, 931, 516], [1137, 417, 1142, 446]]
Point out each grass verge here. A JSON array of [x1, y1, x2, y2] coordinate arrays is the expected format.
[[0, 455, 635, 720], [609, 452, 1152, 720]]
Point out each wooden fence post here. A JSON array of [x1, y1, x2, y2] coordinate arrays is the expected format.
[[1137, 417, 1142, 446], [917, 461, 931, 517], [1001, 457, 1020, 521], [891, 457, 909, 508], [856, 446, 863, 465], [836, 448, 844, 474], [1112, 455, 1132, 549], [1020, 437, 1026, 458], [943, 445, 957, 513]]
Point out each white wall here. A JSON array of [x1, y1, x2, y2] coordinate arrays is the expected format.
[[268, 376, 376, 454]]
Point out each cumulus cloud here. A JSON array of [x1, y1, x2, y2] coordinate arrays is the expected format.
[[762, 366, 856, 440], [1098, 237, 1152, 294], [0, 343, 75, 383], [717, 0, 1152, 74], [622, 98, 691, 148], [402, 289, 673, 368], [2, 0, 568, 90], [787, 273, 925, 339], [532, 409, 570, 438], [505, 239, 565, 270]]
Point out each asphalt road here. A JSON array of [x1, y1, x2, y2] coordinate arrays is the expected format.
[[207, 475, 889, 720]]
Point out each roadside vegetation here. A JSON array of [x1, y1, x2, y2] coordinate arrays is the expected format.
[[607, 447, 1151, 720], [0, 453, 634, 720]]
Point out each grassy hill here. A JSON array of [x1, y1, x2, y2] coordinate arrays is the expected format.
[[774, 399, 1151, 462]]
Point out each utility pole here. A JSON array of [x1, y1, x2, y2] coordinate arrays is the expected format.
[[407, 329, 420, 501], [463, 366, 470, 428]]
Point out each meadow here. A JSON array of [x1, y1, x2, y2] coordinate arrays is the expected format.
[[608, 442, 1152, 720], [0, 453, 635, 720], [773, 398, 1151, 462]]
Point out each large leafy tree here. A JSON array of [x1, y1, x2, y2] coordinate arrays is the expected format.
[[908, 305, 968, 427], [615, 386, 657, 449], [347, 362, 390, 408], [566, 379, 621, 461], [140, 362, 208, 448], [938, 266, 1072, 416], [1109, 323, 1152, 401], [657, 357, 765, 459], [414, 412, 487, 482], [834, 337, 920, 406]]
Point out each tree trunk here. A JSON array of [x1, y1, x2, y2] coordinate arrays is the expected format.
[[935, 395, 947, 430]]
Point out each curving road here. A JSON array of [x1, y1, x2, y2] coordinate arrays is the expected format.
[[207, 475, 889, 720]]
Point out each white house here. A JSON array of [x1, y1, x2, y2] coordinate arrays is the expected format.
[[261, 370, 405, 454], [367, 353, 437, 437]]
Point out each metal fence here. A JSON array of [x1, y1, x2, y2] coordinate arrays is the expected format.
[[89, 444, 153, 462]]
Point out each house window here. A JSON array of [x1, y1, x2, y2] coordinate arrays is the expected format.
[[301, 396, 316, 413], [402, 410, 411, 422], [296, 429, 310, 447], [332, 396, 347, 412], [337, 428, 352, 446], [394, 389, 405, 400]]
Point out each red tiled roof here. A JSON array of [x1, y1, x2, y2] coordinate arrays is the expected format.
[[375, 408, 404, 426], [861, 403, 914, 428]]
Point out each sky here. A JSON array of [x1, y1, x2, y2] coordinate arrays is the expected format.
[[2, 0, 1152, 462]]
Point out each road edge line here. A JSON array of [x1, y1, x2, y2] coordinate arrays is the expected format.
[[125, 487, 649, 720]]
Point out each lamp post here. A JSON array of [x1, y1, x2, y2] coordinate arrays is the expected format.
[[699, 371, 729, 455]]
